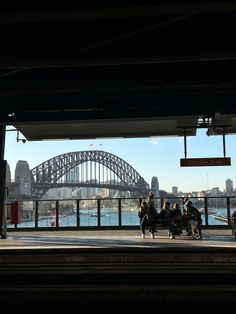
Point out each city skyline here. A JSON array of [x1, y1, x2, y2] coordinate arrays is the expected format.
[[4, 127, 236, 193]]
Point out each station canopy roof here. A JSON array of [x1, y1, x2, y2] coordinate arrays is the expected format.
[[1, 1, 236, 140]]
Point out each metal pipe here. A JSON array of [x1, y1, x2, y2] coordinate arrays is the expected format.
[[184, 128, 187, 158], [222, 128, 226, 157]]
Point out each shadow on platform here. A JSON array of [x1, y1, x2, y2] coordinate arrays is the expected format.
[[0, 229, 236, 313]]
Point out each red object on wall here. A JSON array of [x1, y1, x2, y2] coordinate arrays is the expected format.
[[11, 201, 20, 224]]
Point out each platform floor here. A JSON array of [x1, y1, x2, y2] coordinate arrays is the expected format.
[[1, 228, 235, 250], [1, 229, 236, 313]]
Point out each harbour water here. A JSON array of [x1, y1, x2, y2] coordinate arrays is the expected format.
[[8, 207, 230, 228]]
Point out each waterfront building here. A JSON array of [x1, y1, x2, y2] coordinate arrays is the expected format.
[[14, 160, 31, 197], [151, 176, 159, 207], [172, 186, 178, 196], [151, 176, 159, 195], [210, 187, 221, 197], [6, 162, 11, 184], [226, 179, 234, 195]]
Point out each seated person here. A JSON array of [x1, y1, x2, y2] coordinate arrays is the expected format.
[[159, 201, 178, 238], [166, 203, 183, 238], [231, 208, 236, 224], [231, 208, 236, 237], [159, 201, 172, 227], [171, 203, 182, 222]]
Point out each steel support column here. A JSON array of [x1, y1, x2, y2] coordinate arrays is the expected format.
[[0, 126, 7, 238]]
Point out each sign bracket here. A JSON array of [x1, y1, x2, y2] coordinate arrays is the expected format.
[[180, 126, 231, 167]]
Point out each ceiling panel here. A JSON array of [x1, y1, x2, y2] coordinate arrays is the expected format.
[[14, 116, 198, 141], [1, 2, 236, 140]]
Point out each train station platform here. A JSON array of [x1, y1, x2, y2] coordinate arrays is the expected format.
[[0, 228, 235, 250], [0, 229, 236, 313]]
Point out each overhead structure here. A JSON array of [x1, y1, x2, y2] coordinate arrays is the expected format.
[[14, 116, 198, 141], [1, 2, 236, 140]]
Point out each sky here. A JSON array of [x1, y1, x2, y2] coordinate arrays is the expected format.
[[4, 127, 236, 193]]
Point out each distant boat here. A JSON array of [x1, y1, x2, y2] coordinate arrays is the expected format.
[[90, 213, 105, 217]]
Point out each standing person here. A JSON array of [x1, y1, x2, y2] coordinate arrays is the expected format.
[[182, 197, 189, 214], [138, 201, 149, 238], [138, 191, 158, 239], [146, 191, 158, 238], [146, 191, 155, 209]]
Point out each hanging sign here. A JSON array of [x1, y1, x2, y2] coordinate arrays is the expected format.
[[180, 157, 231, 167]]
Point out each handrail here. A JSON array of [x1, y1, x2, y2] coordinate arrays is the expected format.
[[5, 196, 236, 231]]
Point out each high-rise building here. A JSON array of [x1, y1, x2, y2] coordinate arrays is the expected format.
[[6, 162, 11, 184], [226, 179, 233, 195], [172, 186, 178, 196], [151, 176, 159, 207], [151, 176, 159, 196], [14, 160, 31, 197]]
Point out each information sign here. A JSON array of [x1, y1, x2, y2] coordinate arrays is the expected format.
[[180, 157, 231, 167]]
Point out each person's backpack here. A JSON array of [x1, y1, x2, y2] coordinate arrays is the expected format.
[[138, 202, 149, 220], [146, 202, 158, 222], [191, 207, 201, 224]]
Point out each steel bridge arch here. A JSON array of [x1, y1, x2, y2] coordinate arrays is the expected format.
[[30, 150, 150, 198]]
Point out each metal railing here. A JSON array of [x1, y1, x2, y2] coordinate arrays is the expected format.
[[6, 196, 236, 231]]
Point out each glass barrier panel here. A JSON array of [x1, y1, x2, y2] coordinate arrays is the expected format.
[[58, 200, 77, 227], [207, 197, 228, 226], [36, 200, 56, 228], [121, 198, 140, 226], [100, 199, 119, 226], [230, 198, 236, 216], [192, 197, 205, 226], [79, 199, 98, 226], [7, 200, 35, 228]]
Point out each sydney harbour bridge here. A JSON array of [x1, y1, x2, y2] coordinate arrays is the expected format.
[[29, 150, 150, 199]]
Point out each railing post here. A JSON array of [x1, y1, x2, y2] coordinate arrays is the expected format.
[[226, 197, 231, 226], [0, 161, 7, 238], [204, 197, 208, 226], [76, 199, 80, 227], [97, 198, 101, 227], [56, 200, 59, 227], [0, 126, 6, 239], [35, 200, 38, 228], [118, 198, 122, 227]]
